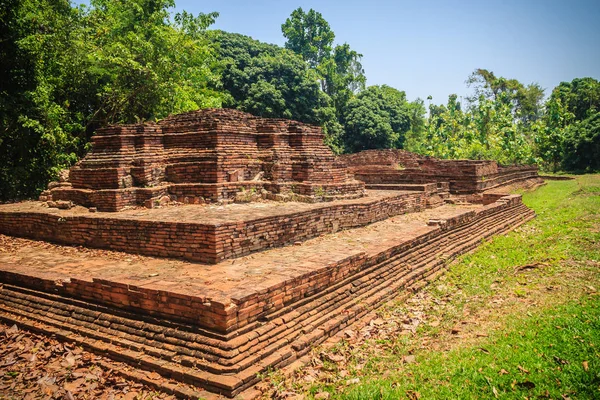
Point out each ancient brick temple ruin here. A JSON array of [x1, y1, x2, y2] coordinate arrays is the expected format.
[[40, 108, 364, 212], [0, 109, 544, 398], [339, 148, 542, 199]]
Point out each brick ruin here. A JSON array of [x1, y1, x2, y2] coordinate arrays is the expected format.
[[40, 108, 364, 212], [0, 110, 545, 398], [338, 148, 543, 199]]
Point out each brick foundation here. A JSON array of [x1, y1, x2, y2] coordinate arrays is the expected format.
[[0, 194, 536, 397], [338, 149, 541, 194], [1, 190, 439, 264]]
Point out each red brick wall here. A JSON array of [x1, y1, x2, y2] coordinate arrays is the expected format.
[[1, 192, 431, 265]]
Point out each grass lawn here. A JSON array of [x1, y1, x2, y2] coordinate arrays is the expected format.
[[263, 175, 600, 399]]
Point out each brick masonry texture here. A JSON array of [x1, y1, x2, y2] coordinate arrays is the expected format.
[[338, 149, 543, 195], [0, 190, 442, 264], [0, 111, 546, 398], [0, 194, 536, 397], [41, 108, 365, 211]]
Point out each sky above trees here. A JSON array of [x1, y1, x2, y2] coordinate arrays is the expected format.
[[174, 0, 600, 103]]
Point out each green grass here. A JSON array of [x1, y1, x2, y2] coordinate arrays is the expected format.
[[342, 298, 599, 399], [267, 175, 600, 399]]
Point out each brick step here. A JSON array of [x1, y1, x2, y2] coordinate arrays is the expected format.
[[0, 203, 535, 397], [263, 203, 531, 324], [284, 206, 535, 352], [0, 202, 532, 374], [0, 204, 532, 370], [0, 305, 248, 397]]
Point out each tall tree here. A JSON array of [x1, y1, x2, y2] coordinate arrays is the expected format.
[[0, 0, 82, 200], [466, 68, 544, 126], [84, 0, 223, 126], [547, 77, 600, 122], [281, 7, 334, 69], [561, 112, 600, 171], [320, 43, 366, 118], [281, 7, 366, 152], [211, 31, 331, 124], [543, 77, 600, 171]]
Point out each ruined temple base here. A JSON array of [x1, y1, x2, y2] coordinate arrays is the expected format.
[[0, 194, 535, 398], [0, 189, 443, 264]]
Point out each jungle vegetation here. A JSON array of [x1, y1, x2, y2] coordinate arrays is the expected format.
[[1, 0, 599, 200]]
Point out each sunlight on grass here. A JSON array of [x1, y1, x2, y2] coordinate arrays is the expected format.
[[298, 175, 600, 400]]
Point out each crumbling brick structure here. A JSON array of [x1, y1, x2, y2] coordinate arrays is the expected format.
[[339, 149, 542, 196], [41, 108, 364, 211]]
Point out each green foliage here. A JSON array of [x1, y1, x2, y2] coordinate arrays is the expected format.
[[0, 0, 222, 200], [0, 0, 82, 200], [408, 92, 535, 165], [466, 68, 545, 126], [541, 77, 600, 172], [84, 0, 223, 125], [2, 1, 598, 200], [561, 112, 600, 172], [343, 85, 411, 152], [281, 7, 334, 69], [281, 7, 367, 152], [413, 72, 600, 171], [211, 31, 329, 124], [549, 77, 600, 122]]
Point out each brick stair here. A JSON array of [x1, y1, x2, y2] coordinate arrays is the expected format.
[[0, 201, 534, 398]]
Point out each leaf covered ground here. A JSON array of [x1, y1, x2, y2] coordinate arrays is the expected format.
[[0, 323, 177, 400]]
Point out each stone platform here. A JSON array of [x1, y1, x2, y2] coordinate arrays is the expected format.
[[0, 194, 535, 398], [0, 189, 446, 264]]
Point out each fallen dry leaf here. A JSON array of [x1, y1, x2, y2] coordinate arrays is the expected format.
[[402, 355, 416, 364], [406, 390, 421, 400], [144, 371, 161, 380], [517, 365, 530, 374], [516, 381, 536, 389]]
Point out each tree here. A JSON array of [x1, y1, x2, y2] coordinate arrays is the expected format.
[[540, 77, 600, 171], [416, 91, 536, 165], [211, 31, 344, 151], [0, 0, 223, 200], [402, 98, 427, 153], [547, 77, 600, 122], [83, 0, 223, 126], [561, 112, 600, 171], [343, 85, 411, 152], [211, 31, 330, 123], [281, 7, 334, 69], [0, 0, 82, 200], [280, 8, 366, 153], [466, 68, 544, 126], [320, 43, 366, 118]]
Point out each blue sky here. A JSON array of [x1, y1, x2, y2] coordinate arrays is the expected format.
[[174, 0, 600, 105]]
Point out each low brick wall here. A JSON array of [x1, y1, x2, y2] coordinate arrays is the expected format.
[[0, 192, 429, 265], [0, 194, 528, 334], [341, 149, 542, 195]]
